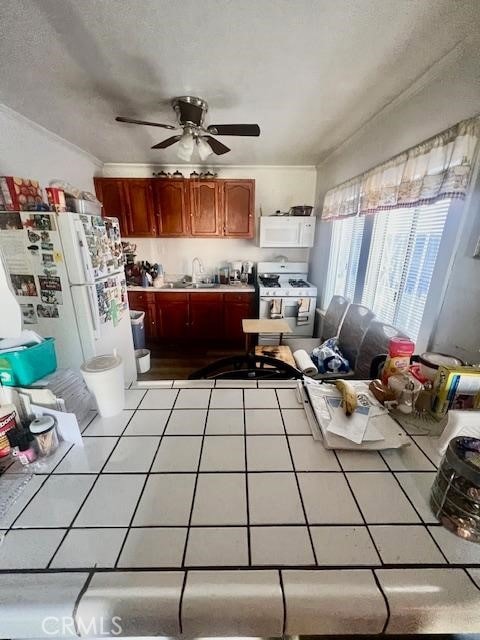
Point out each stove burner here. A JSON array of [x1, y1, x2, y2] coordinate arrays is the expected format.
[[259, 276, 280, 287], [288, 279, 309, 287]]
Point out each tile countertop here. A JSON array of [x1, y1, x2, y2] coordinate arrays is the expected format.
[[2, 380, 480, 638], [127, 284, 255, 293]]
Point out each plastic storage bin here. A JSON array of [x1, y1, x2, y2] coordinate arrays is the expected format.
[[130, 310, 146, 349], [0, 338, 57, 386], [81, 352, 125, 417]]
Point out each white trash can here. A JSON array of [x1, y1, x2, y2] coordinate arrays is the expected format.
[[135, 348, 151, 374], [80, 351, 125, 417]]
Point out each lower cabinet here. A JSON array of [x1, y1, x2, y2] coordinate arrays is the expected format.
[[127, 290, 254, 346]]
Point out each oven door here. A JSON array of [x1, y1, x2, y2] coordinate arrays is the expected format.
[[258, 296, 315, 344]]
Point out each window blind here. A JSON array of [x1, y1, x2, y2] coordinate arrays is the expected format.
[[324, 216, 365, 307]]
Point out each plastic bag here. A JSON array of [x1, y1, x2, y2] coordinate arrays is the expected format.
[[311, 337, 350, 374]]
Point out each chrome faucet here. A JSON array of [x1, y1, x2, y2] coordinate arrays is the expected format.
[[191, 257, 204, 284]]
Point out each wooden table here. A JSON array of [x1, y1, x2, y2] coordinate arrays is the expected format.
[[242, 318, 292, 353], [255, 345, 297, 368]]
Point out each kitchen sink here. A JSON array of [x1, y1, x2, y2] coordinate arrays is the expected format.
[[160, 281, 218, 289]]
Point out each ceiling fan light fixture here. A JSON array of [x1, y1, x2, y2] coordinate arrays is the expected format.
[[177, 129, 195, 161], [197, 136, 213, 161]]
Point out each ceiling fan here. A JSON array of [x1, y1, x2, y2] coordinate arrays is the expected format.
[[115, 96, 260, 161]]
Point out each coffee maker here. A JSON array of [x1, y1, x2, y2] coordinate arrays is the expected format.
[[229, 261, 243, 285]]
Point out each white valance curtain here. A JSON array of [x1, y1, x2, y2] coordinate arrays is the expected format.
[[322, 116, 480, 220]]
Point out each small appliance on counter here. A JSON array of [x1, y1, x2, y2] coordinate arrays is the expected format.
[[289, 205, 314, 216], [229, 261, 243, 286], [242, 261, 255, 285]]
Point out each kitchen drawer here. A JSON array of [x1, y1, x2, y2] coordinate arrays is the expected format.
[[189, 292, 224, 303], [156, 292, 189, 303], [224, 292, 254, 304], [127, 291, 154, 307]]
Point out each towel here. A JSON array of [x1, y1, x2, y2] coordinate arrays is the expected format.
[[270, 298, 283, 319], [296, 298, 310, 325]]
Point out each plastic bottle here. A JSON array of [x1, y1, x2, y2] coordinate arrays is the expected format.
[[382, 337, 415, 383]]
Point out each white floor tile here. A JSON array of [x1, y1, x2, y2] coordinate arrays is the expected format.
[[118, 527, 187, 567], [50, 528, 127, 568], [174, 389, 211, 409], [412, 436, 443, 467], [346, 472, 420, 523], [14, 475, 95, 528], [152, 436, 202, 472], [83, 411, 134, 436], [103, 436, 160, 473], [429, 525, 480, 563], [74, 474, 146, 526], [245, 409, 284, 434], [370, 525, 445, 564], [200, 436, 245, 471], [298, 473, 363, 524], [244, 389, 279, 408], [133, 474, 196, 525], [288, 436, 340, 471], [248, 472, 305, 524], [258, 380, 297, 388], [132, 379, 174, 388], [0, 529, 65, 568], [377, 568, 480, 633], [281, 409, 312, 434], [209, 388, 244, 409], [283, 569, 387, 635], [124, 389, 146, 410], [251, 526, 315, 565], [0, 475, 46, 528], [173, 380, 214, 388], [215, 380, 257, 388], [395, 472, 438, 524], [310, 526, 380, 565], [139, 389, 178, 409], [54, 437, 118, 473], [205, 409, 244, 434], [336, 450, 388, 471], [123, 409, 170, 435], [165, 409, 207, 435], [381, 442, 436, 471], [191, 473, 247, 525], [185, 527, 248, 566], [276, 388, 302, 408], [246, 435, 292, 471]]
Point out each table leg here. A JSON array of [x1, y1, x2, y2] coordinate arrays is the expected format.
[[279, 332, 283, 346]]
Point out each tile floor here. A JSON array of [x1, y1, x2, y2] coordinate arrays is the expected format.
[[1, 382, 479, 576]]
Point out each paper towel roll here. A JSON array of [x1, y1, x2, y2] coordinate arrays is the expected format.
[[293, 349, 318, 376]]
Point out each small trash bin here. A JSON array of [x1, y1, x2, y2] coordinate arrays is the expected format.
[[80, 352, 125, 417], [130, 311, 146, 349], [135, 348, 151, 374]]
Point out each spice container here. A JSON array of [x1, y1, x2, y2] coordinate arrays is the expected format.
[[382, 337, 415, 383], [29, 416, 58, 457], [0, 404, 19, 457], [430, 436, 480, 542]]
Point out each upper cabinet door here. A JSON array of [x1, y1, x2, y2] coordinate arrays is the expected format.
[[94, 178, 131, 236], [153, 180, 189, 236], [125, 179, 156, 237], [189, 181, 221, 236], [223, 180, 255, 238]]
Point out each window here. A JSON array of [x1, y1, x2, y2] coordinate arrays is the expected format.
[[324, 215, 365, 307], [323, 199, 451, 342]]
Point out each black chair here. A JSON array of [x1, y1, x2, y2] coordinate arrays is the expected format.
[[189, 354, 304, 380]]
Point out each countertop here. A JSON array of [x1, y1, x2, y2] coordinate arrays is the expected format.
[[127, 284, 255, 293], [1, 380, 480, 637]]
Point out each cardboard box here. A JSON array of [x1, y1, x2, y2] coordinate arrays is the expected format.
[[431, 365, 480, 417], [0, 177, 44, 211]]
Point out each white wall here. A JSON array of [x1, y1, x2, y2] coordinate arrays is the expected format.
[[309, 38, 480, 360], [0, 104, 102, 192], [102, 163, 317, 275]]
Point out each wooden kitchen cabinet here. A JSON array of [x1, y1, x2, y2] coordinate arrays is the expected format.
[[189, 293, 224, 340], [223, 180, 254, 238], [93, 178, 130, 236], [125, 179, 156, 237], [153, 180, 189, 236], [155, 293, 189, 340], [224, 292, 255, 344], [189, 181, 221, 236]]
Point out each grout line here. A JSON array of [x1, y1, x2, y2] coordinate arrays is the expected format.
[[278, 569, 287, 636], [180, 389, 211, 567], [72, 568, 96, 635], [463, 568, 480, 592], [243, 389, 252, 566], [372, 568, 390, 634], [178, 569, 188, 634], [276, 389, 318, 566], [409, 434, 440, 469]]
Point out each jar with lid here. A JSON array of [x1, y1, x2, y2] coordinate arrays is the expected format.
[[29, 416, 59, 457], [382, 337, 415, 383]]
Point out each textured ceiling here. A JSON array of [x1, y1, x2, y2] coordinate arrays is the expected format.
[[1, 0, 480, 165]]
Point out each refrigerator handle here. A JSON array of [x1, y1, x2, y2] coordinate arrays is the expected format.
[[86, 284, 100, 338], [74, 220, 93, 283]]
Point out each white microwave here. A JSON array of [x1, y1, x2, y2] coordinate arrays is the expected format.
[[259, 216, 316, 248]]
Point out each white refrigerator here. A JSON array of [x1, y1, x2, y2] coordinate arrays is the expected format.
[[0, 211, 137, 383]]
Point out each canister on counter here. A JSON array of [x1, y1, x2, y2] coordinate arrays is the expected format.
[[0, 404, 19, 457], [430, 436, 480, 542], [29, 415, 59, 457]]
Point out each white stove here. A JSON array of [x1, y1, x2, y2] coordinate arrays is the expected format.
[[256, 261, 317, 343]]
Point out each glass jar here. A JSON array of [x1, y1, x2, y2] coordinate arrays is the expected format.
[[29, 416, 59, 457]]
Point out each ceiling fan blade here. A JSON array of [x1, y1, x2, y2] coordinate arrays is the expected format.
[[116, 116, 176, 130], [151, 135, 182, 149], [203, 136, 230, 155], [207, 124, 260, 136]]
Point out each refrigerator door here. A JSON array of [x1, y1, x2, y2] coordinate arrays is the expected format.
[[0, 211, 85, 368], [70, 271, 137, 384], [57, 213, 124, 285]]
